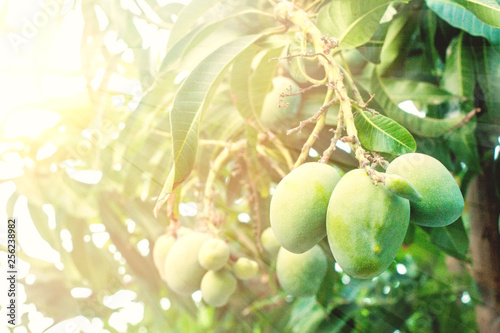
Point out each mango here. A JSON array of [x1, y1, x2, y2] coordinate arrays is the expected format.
[[201, 270, 237, 307], [164, 231, 210, 295], [276, 245, 327, 297], [234, 258, 259, 280], [261, 76, 301, 129], [153, 234, 176, 280], [198, 238, 230, 271], [386, 153, 464, 227], [153, 226, 192, 280], [326, 169, 410, 279], [260, 227, 281, 256], [270, 162, 341, 253]]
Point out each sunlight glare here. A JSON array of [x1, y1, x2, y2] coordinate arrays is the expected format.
[[398, 100, 426, 118], [47, 7, 84, 71], [36, 142, 57, 160], [4, 110, 61, 139]]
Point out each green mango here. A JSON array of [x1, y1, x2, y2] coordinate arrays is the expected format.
[[153, 227, 192, 280], [261, 76, 301, 129], [153, 234, 176, 280], [327, 169, 410, 279], [164, 231, 210, 295], [270, 162, 341, 253], [276, 245, 327, 297], [198, 238, 230, 271], [386, 153, 464, 227], [260, 227, 281, 256], [233, 257, 259, 280], [201, 270, 237, 307]]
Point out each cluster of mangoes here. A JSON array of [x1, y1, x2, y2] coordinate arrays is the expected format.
[[270, 153, 464, 285], [153, 229, 258, 307]]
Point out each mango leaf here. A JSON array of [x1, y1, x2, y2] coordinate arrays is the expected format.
[[442, 32, 475, 98], [420, 11, 442, 72], [472, 37, 500, 131], [317, 0, 403, 49], [356, 22, 390, 64], [378, 6, 420, 75], [249, 46, 285, 117], [382, 79, 455, 104], [287, 297, 326, 333], [316, 304, 359, 333], [155, 34, 263, 214], [231, 45, 260, 123], [354, 110, 417, 155], [454, 0, 500, 28], [160, 9, 265, 74], [426, 0, 500, 47], [445, 120, 481, 173], [166, 0, 220, 49], [420, 217, 469, 260], [371, 66, 469, 137]]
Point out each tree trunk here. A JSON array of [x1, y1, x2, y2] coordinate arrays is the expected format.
[[467, 162, 500, 333]]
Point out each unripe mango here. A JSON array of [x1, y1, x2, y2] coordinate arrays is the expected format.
[[260, 227, 281, 256], [198, 238, 230, 271], [153, 226, 192, 280], [153, 234, 176, 280], [270, 162, 341, 253], [386, 153, 464, 227], [276, 245, 327, 297], [201, 270, 237, 307], [326, 169, 410, 279], [261, 76, 301, 129], [164, 231, 210, 295], [233, 258, 258, 280]]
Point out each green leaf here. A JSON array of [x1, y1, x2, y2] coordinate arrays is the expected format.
[[371, 66, 468, 137], [166, 0, 220, 49], [426, 0, 500, 47], [231, 45, 261, 123], [472, 37, 500, 131], [316, 304, 359, 333], [159, 34, 263, 211], [287, 297, 326, 333], [378, 6, 420, 75], [160, 9, 265, 74], [421, 218, 469, 260], [317, 0, 402, 49], [445, 119, 481, 173], [442, 32, 475, 98], [454, 0, 500, 28], [355, 22, 390, 64], [355, 110, 417, 155], [382, 79, 455, 104], [249, 47, 285, 117]]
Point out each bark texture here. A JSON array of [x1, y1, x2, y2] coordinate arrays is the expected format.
[[467, 163, 500, 333]]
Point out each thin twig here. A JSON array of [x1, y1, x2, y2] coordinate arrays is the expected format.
[[446, 108, 481, 133], [287, 95, 338, 135], [282, 82, 327, 97], [269, 52, 333, 66], [291, 88, 335, 169], [256, 145, 287, 178], [202, 140, 247, 233], [242, 154, 265, 255]]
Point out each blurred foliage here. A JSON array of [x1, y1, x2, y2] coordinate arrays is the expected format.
[[1, 0, 500, 331]]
